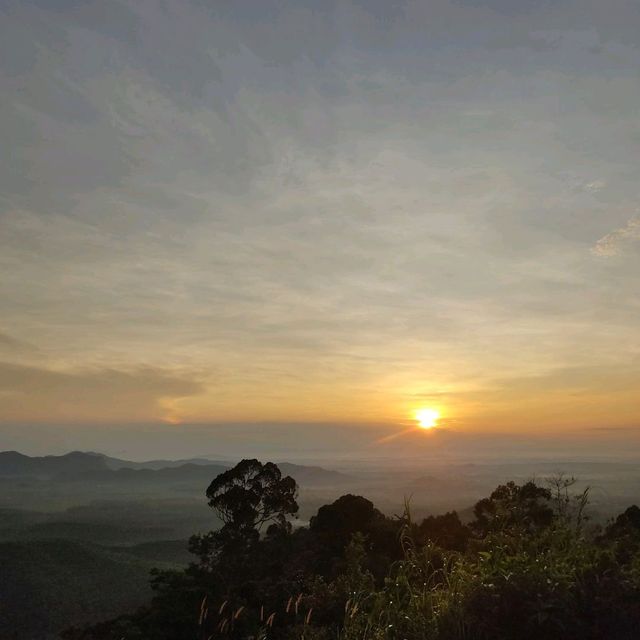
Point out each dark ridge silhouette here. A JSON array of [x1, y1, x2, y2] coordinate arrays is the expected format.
[[0, 451, 354, 486]]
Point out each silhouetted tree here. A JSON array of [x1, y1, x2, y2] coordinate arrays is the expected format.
[[206, 459, 299, 532], [191, 459, 298, 571], [311, 494, 386, 549], [472, 480, 553, 537], [599, 504, 640, 562], [310, 494, 400, 580], [417, 511, 471, 551]]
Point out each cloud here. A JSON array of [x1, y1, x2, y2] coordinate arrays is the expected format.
[[0, 331, 38, 355], [0, 362, 204, 423], [591, 213, 640, 256], [584, 180, 606, 193], [1, 0, 640, 433]]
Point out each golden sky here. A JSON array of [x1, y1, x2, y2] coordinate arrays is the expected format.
[[1, 0, 639, 453]]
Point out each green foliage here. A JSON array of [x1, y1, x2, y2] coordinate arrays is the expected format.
[[472, 480, 553, 537], [0, 539, 172, 640], [599, 504, 640, 562], [66, 467, 640, 640], [414, 511, 470, 552], [342, 483, 640, 640]]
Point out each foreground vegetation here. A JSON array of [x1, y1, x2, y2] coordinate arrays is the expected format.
[[63, 460, 640, 640], [0, 539, 185, 640]]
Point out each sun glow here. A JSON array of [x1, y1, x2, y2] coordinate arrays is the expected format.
[[415, 408, 440, 429]]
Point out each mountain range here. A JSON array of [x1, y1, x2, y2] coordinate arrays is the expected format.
[[0, 450, 353, 487]]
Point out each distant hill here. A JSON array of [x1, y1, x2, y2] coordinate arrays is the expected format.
[[278, 462, 355, 486], [0, 451, 353, 488], [0, 500, 218, 546], [53, 462, 230, 486], [0, 453, 355, 639], [0, 450, 108, 477], [0, 538, 182, 640], [102, 454, 232, 470], [0, 450, 228, 478]]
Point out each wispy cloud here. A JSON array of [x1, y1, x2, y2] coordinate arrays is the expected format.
[[591, 213, 640, 256], [0, 331, 38, 354], [0, 362, 203, 423]]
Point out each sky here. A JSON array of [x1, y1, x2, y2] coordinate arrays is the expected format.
[[1, 0, 639, 458]]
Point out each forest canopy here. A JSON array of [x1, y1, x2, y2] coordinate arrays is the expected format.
[[65, 461, 640, 640]]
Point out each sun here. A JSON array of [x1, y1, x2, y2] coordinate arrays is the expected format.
[[414, 408, 440, 429]]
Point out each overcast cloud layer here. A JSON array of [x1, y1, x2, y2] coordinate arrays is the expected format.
[[1, 0, 639, 456]]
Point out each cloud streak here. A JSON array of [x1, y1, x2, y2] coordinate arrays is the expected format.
[[591, 214, 640, 257], [0, 331, 39, 355], [0, 362, 203, 423]]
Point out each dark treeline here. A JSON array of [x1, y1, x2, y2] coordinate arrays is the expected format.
[[64, 459, 640, 640]]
